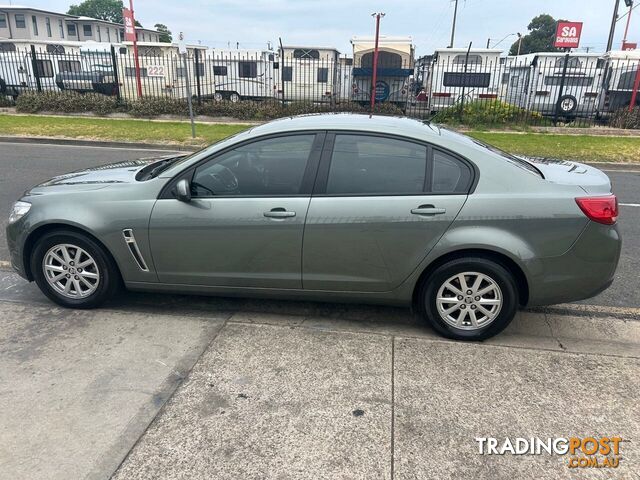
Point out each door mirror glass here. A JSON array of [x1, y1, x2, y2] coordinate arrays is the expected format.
[[175, 178, 191, 202]]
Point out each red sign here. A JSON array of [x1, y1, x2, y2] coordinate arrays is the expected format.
[[554, 21, 583, 49], [122, 8, 136, 42], [622, 41, 637, 51]]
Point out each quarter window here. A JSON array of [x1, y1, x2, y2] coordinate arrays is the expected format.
[[431, 150, 472, 193], [192, 135, 316, 196], [326, 135, 427, 195]]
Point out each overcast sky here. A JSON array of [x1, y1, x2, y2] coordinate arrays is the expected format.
[[18, 0, 637, 55]]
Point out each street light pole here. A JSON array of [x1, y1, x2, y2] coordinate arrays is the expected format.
[[369, 12, 384, 114], [449, 0, 458, 48], [622, 1, 634, 46], [606, 0, 621, 52], [129, 0, 142, 98]]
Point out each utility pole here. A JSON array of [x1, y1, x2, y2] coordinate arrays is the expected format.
[[370, 12, 385, 114], [607, 0, 621, 52], [449, 0, 459, 48], [486, 38, 491, 48]]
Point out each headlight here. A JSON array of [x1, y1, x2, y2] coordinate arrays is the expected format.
[[8, 201, 31, 223]]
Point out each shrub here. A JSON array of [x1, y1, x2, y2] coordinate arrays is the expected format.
[[0, 95, 14, 107], [433, 99, 541, 127], [125, 97, 189, 117], [609, 107, 640, 129], [15, 91, 120, 115]]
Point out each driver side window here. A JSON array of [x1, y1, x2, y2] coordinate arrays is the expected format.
[[192, 134, 316, 197]]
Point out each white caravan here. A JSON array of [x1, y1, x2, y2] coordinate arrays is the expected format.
[[280, 46, 340, 102], [597, 49, 640, 114], [505, 52, 603, 118], [428, 48, 502, 112], [0, 39, 82, 96], [208, 49, 278, 102], [350, 36, 414, 105]]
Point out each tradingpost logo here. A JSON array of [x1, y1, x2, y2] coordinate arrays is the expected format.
[[475, 437, 623, 468]]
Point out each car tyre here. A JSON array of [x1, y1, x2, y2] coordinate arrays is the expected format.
[[419, 257, 518, 341], [31, 230, 120, 309]]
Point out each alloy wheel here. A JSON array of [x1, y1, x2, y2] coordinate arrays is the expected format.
[[42, 244, 100, 299], [435, 271, 503, 330]]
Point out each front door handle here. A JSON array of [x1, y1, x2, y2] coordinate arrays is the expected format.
[[411, 205, 446, 216], [264, 208, 296, 219]]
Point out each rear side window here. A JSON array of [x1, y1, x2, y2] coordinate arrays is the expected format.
[[431, 149, 472, 193], [326, 135, 427, 195]]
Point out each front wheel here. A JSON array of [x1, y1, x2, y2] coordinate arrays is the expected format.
[[31, 230, 120, 309], [419, 257, 518, 341]]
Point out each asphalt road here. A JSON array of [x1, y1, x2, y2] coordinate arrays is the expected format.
[[0, 141, 638, 308]]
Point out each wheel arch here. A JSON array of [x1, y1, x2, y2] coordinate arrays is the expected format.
[[412, 248, 530, 309], [22, 222, 122, 282]]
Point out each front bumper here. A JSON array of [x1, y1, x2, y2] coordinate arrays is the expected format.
[[526, 221, 621, 306], [6, 217, 30, 280]]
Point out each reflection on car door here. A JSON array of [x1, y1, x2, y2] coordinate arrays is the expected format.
[[303, 134, 471, 292], [149, 133, 324, 288]]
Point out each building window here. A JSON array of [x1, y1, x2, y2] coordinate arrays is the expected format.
[[83, 24, 92, 36], [68, 23, 77, 36], [0, 13, 7, 29], [238, 61, 257, 78], [282, 66, 292, 82], [35, 60, 54, 77], [213, 66, 228, 76], [317, 67, 328, 83], [58, 19, 64, 37], [293, 48, 320, 59], [119, 29, 124, 41], [58, 60, 82, 73], [15, 14, 26, 29], [31, 15, 38, 35], [45, 17, 52, 37]]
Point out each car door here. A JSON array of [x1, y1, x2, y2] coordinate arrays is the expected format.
[[302, 133, 472, 292], [149, 132, 324, 288]]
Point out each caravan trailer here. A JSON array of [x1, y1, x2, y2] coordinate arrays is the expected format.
[[0, 39, 82, 96], [598, 49, 640, 114], [280, 46, 339, 102], [56, 42, 119, 95], [114, 41, 211, 100], [505, 52, 603, 118], [208, 49, 278, 102], [428, 48, 502, 112], [350, 36, 414, 105]]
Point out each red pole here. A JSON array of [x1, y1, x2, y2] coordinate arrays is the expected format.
[[130, 0, 143, 98], [629, 61, 640, 111], [369, 13, 382, 114], [622, 3, 633, 46]]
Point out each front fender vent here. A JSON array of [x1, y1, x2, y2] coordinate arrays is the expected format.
[[122, 229, 149, 272]]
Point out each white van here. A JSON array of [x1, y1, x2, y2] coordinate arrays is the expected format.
[[598, 49, 640, 114], [505, 52, 603, 118], [428, 48, 502, 112]]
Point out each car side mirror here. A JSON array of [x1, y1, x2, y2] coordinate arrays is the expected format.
[[175, 178, 191, 202]]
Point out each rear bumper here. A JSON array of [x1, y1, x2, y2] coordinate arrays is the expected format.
[[526, 221, 621, 306]]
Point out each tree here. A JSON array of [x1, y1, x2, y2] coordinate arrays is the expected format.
[[509, 14, 566, 55], [154, 23, 172, 43], [67, 0, 143, 27]]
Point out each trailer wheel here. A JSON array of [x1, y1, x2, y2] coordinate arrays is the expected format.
[[214, 92, 223, 102], [229, 92, 240, 103], [556, 95, 578, 115]]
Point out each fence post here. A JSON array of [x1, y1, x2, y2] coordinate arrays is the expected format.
[[194, 48, 202, 105], [458, 42, 472, 122], [29, 45, 42, 93], [553, 52, 570, 126], [110, 45, 121, 101], [279, 37, 286, 106]]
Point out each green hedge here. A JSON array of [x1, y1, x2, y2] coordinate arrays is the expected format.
[[432, 99, 544, 127], [14, 91, 405, 120], [609, 106, 640, 129]]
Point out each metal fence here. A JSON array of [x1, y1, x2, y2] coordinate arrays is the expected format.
[[1, 44, 639, 126]]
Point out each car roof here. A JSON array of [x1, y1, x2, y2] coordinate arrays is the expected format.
[[247, 113, 459, 144]]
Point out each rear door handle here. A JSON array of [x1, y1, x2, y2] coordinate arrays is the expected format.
[[411, 206, 446, 216], [264, 208, 296, 218]]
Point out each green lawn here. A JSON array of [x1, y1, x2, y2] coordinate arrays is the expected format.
[[1, 114, 639, 162], [468, 131, 640, 163], [0, 114, 250, 145]]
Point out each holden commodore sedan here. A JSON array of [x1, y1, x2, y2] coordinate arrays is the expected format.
[[6, 114, 620, 340]]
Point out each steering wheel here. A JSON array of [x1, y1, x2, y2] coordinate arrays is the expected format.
[[203, 164, 239, 193]]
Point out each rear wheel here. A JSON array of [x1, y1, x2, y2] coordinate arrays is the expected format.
[[229, 92, 240, 103], [31, 230, 120, 309], [419, 257, 518, 340]]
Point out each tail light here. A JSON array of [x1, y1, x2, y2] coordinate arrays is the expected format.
[[535, 90, 550, 96], [433, 92, 451, 97], [479, 93, 497, 99], [575, 195, 618, 225]]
